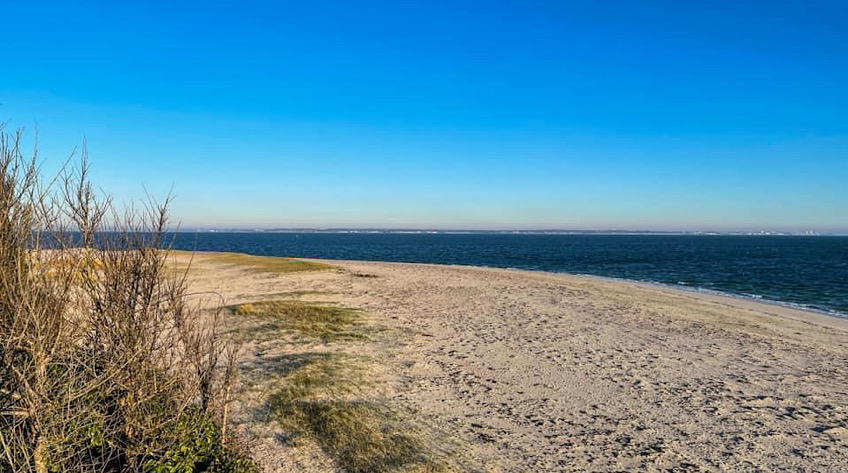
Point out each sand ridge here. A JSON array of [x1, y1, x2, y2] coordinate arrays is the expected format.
[[175, 253, 848, 473]]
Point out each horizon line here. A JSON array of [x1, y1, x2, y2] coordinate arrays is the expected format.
[[170, 227, 847, 236]]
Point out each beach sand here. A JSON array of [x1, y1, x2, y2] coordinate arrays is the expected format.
[[173, 252, 848, 473]]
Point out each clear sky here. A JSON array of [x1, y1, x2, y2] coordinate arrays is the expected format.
[[2, 0, 846, 232]]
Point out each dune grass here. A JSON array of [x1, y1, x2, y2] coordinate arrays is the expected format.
[[267, 354, 453, 473], [233, 300, 365, 341], [170, 250, 335, 273], [238, 302, 467, 471]]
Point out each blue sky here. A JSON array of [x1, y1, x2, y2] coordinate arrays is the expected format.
[[1, 0, 846, 231]]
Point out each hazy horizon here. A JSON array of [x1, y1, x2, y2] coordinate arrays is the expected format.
[[3, 1, 846, 232], [175, 225, 846, 235]]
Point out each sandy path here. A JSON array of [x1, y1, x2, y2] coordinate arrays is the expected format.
[[177, 254, 848, 473]]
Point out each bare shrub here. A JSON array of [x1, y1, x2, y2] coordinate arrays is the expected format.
[[0, 124, 254, 472]]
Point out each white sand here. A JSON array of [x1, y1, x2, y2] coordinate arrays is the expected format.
[[177, 253, 848, 473]]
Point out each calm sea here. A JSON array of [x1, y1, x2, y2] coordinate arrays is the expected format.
[[170, 233, 848, 317]]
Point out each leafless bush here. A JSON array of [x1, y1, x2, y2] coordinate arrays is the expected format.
[[0, 124, 251, 473]]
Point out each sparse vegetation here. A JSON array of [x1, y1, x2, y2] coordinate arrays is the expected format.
[[233, 301, 365, 341], [266, 355, 453, 473], [0, 125, 255, 472], [268, 353, 365, 401], [231, 296, 463, 472], [172, 250, 335, 274]]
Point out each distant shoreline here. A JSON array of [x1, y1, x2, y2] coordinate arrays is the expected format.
[[176, 229, 847, 236]]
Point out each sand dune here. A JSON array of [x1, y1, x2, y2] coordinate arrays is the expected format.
[[175, 252, 848, 473]]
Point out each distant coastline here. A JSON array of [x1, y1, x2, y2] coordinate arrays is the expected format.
[[177, 228, 845, 236]]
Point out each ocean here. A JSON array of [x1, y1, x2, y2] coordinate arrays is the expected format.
[[170, 233, 848, 317]]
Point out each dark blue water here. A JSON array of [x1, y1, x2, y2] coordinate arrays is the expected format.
[[171, 233, 848, 317]]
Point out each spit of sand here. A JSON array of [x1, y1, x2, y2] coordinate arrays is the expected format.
[[172, 251, 848, 473]]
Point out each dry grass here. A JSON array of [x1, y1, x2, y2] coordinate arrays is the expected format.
[[267, 355, 454, 473], [234, 299, 474, 471], [0, 124, 254, 473], [230, 296, 463, 472], [233, 300, 365, 341], [269, 353, 365, 401], [171, 250, 335, 274]]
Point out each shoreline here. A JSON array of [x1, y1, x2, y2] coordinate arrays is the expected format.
[[175, 248, 848, 321], [175, 251, 848, 472], [294, 255, 848, 326], [578, 272, 848, 322]]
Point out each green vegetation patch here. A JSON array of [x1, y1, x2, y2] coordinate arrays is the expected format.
[[233, 300, 365, 341], [267, 355, 452, 473], [171, 250, 335, 273], [149, 407, 259, 473]]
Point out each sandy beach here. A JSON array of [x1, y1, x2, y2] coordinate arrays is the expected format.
[[174, 252, 848, 473]]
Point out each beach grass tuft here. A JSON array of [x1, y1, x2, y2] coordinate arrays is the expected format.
[[233, 300, 365, 341], [267, 354, 454, 473]]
